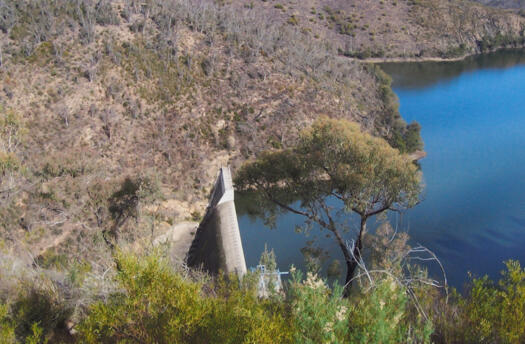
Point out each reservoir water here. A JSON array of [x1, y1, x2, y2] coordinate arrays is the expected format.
[[236, 49, 525, 288]]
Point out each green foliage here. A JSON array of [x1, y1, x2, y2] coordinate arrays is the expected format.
[[0, 303, 16, 343], [478, 34, 525, 53], [79, 252, 208, 342], [2, 251, 525, 344], [236, 117, 421, 220], [440, 43, 469, 58], [38, 153, 91, 179], [11, 289, 70, 343], [78, 252, 292, 343], [24, 324, 46, 344], [0, 108, 24, 178], [236, 117, 421, 292], [201, 274, 292, 344], [457, 261, 525, 343], [287, 263, 432, 344], [287, 15, 299, 26], [324, 7, 355, 36], [0, 152, 20, 176], [390, 121, 424, 153], [288, 271, 349, 343], [259, 245, 277, 272], [404, 121, 424, 152], [300, 243, 327, 274], [0, 108, 25, 154], [348, 278, 432, 344], [0, 285, 68, 343], [363, 65, 423, 152]]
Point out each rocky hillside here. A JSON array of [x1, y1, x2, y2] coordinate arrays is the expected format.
[[239, 0, 525, 59], [0, 0, 522, 269]]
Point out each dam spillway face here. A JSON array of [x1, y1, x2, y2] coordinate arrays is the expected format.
[[186, 167, 247, 276]]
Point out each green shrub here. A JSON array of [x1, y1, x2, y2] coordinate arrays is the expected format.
[[2, 251, 525, 343], [11, 289, 71, 342], [440, 43, 468, 58], [404, 121, 423, 152], [478, 34, 524, 53], [287, 270, 349, 343], [0, 303, 16, 343], [458, 261, 525, 343], [78, 252, 292, 343], [287, 15, 299, 26], [202, 274, 292, 344], [0, 305, 44, 344], [348, 277, 433, 344], [0, 152, 20, 175], [79, 253, 208, 342]]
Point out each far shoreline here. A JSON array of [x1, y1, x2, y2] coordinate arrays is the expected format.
[[345, 45, 525, 64]]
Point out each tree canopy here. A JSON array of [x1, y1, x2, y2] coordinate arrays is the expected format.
[[235, 117, 422, 293]]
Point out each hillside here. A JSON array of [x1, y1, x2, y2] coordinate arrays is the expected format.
[[238, 0, 525, 59], [0, 0, 406, 268], [475, 0, 525, 9], [0, 0, 523, 270]]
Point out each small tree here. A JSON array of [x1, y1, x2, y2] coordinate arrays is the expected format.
[[235, 117, 421, 295]]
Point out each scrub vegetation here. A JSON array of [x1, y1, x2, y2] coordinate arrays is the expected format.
[[1, 239, 525, 343]]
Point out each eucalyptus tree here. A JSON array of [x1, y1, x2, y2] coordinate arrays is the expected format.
[[235, 117, 421, 295]]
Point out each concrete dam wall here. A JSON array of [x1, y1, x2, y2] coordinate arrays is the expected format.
[[186, 167, 247, 276]]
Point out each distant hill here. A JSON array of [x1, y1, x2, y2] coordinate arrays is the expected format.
[[475, 0, 525, 9], [231, 0, 525, 59]]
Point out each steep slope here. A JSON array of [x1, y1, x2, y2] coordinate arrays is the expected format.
[[0, 0, 405, 267]]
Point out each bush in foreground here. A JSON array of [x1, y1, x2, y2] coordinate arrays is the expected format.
[[78, 253, 292, 343], [78, 251, 432, 344], [0, 251, 525, 343]]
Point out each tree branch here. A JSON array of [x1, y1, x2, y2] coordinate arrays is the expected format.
[[365, 204, 392, 217]]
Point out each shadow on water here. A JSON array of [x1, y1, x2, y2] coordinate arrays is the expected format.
[[380, 49, 525, 89]]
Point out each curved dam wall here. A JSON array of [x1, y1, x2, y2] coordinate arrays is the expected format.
[[186, 167, 247, 276]]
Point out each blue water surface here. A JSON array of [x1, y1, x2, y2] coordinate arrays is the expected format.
[[387, 55, 525, 286]]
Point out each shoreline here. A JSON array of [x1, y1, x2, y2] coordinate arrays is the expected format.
[[347, 45, 525, 64]]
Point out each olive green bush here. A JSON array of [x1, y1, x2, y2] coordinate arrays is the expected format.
[[0, 293, 62, 344], [454, 261, 525, 343], [348, 277, 433, 344], [78, 252, 292, 343], [78, 251, 436, 344], [0, 303, 16, 343], [287, 270, 349, 343], [10, 288, 71, 343]]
